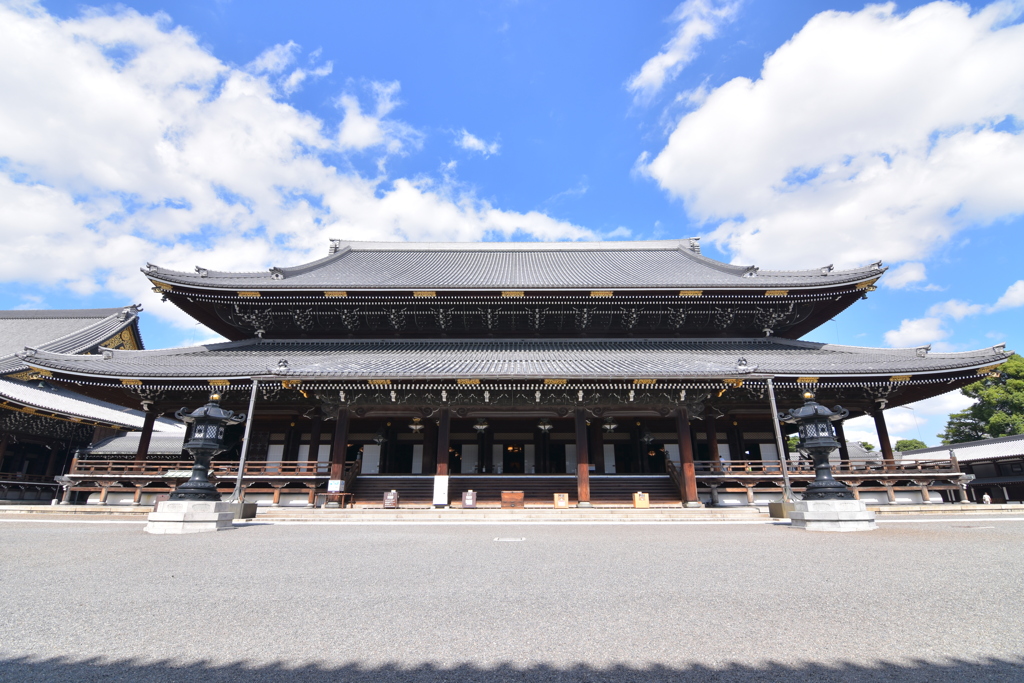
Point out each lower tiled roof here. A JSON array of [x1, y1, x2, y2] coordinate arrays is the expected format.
[[20, 337, 1012, 381]]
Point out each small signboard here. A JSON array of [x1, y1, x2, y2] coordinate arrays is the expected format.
[[633, 492, 650, 509], [433, 475, 449, 507], [462, 490, 477, 508], [553, 493, 570, 509], [383, 489, 399, 509], [327, 479, 343, 493], [501, 490, 525, 509], [163, 470, 194, 478]]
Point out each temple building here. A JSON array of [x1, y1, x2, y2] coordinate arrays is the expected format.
[[0, 307, 181, 501], [22, 240, 1012, 507]]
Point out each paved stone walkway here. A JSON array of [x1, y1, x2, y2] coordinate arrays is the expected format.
[[1, 518, 1022, 681]]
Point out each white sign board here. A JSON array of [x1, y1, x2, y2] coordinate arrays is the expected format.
[[432, 474, 449, 506], [327, 479, 343, 493]]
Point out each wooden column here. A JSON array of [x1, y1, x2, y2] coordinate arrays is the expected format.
[[589, 419, 605, 474], [574, 409, 591, 506], [135, 408, 158, 462], [676, 408, 701, 507], [328, 410, 349, 482], [873, 410, 894, 468], [421, 418, 437, 474], [308, 411, 323, 466], [435, 409, 450, 475], [44, 442, 63, 478], [835, 421, 850, 463], [704, 405, 720, 471], [284, 419, 300, 461], [0, 433, 9, 472]]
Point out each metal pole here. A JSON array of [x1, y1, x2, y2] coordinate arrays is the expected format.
[[229, 378, 259, 503], [766, 377, 795, 502]]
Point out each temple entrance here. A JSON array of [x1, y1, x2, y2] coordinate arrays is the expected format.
[[503, 444, 525, 474]]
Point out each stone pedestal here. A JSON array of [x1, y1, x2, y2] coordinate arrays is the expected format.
[[788, 499, 877, 532], [144, 500, 234, 534]]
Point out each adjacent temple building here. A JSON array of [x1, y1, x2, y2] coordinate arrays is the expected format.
[[19, 239, 1013, 507]]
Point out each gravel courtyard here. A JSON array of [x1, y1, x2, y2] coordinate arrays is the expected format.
[[1, 518, 1022, 682]]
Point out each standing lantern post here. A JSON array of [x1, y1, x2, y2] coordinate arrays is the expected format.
[[145, 393, 247, 534], [777, 391, 876, 531], [170, 393, 246, 501]]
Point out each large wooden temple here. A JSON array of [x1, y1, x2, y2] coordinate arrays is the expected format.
[[23, 239, 1012, 507]]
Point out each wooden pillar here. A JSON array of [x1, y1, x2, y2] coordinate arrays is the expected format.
[[835, 421, 850, 463], [132, 485, 144, 506], [421, 418, 437, 474], [328, 410, 350, 482], [98, 486, 110, 505], [574, 408, 591, 506], [435, 409, 450, 475], [308, 411, 323, 467], [589, 419, 605, 474], [44, 442, 62, 478], [728, 420, 745, 460], [704, 409, 721, 468], [135, 408, 158, 462], [284, 419, 300, 461], [676, 408, 701, 507], [873, 410, 894, 468], [0, 433, 8, 472]]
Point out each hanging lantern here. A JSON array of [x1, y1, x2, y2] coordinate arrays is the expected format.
[[408, 417, 423, 433], [640, 427, 655, 446], [373, 430, 387, 445], [536, 419, 554, 433], [473, 418, 489, 433], [602, 416, 618, 433]]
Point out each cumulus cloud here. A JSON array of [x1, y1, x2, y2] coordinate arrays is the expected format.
[[884, 317, 949, 347], [883, 278, 1024, 346], [990, 279, 1024, 311], [883, 262, 927, 289], [627, 0, 740, 103], [642, 1, 1024, 269], [455, 129, 500, 156], [0, 2, 591, 332]]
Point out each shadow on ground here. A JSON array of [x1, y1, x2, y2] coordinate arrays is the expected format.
[[0, 657, 1022, 682]]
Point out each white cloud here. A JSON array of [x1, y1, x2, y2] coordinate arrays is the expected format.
[[642, 1, 1024, 269], [990, 279, 1024, 311], [883, 262, 927, 289], [455, 129, 500, 156], [627, 0, 740, 103], [883, 317, 948, 347], [0, 3, 592, 333], [927, 299, 985, 320]]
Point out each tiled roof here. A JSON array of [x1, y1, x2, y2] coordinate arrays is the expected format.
[[0, 377, 183, 431], [0, 307, 142, 375], [21, 338, 1011, 381], [80, 432, 186, 457], [145, 240, 885, 291], [901, 434, 1024, 463]]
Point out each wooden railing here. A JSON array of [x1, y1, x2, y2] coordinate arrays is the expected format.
[[665, 459, 682, 492], [70, 458, 337, 478], [693, 458, 956, 476], [0, 472, 59, 484]]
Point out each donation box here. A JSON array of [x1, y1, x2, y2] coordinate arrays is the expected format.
[[632, 492, 650, 509], [553, 493, 570, 509], [501, 490, 525, 509], [462, 490, 477, 508], [383, 490, 399, 509]]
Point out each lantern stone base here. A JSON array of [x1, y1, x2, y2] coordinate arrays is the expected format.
[[144, 500, 235, 534], [788, 499, 877, 532]]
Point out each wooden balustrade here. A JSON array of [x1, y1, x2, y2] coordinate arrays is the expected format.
[[692, 458, 956, 475], [71, 459, 335, 478], [0, 472, 60, 484]]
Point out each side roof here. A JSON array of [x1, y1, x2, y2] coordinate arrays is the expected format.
[[80, 431, 186, 456], [144, 239, 885, 291], [0, 377, 182, 432], [19, 337, 1011, 382], [0, 306, 143, 376], [901, 433, 1024, 463]]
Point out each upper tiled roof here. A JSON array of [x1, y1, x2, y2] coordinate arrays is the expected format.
[[20, 338, 1011, 381], [0, 307, 142, 375], [0, 377, 183, 431], [145, 240, 885, 291], [901, 433, 1024, 462]]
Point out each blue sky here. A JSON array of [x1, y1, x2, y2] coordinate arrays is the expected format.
[[1, 0, 1022, 445]]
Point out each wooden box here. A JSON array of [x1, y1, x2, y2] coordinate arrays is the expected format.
[[553, 493, 570, 509], [501, 490, 525, 509], [632, 492, 650, 509], [462, 490, 477, 508], [383, 490, 399, 509]]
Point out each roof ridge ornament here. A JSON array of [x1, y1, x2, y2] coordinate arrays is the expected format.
[[328, 238, 343, 255], [269, 267, 285, 281], [916, 345, 931, 358], [688, 237, 701, 254], [195, 266, 209, 278], [743, 266, 759, 278], [820, 264, 834, 276]]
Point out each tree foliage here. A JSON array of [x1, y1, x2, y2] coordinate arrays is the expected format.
[[894, 438, 927, 451], [939, 353, 1024, 444], [859, 441, 875, 451]]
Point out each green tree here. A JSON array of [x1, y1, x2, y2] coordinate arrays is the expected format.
[[859, 441, 875, 451], [894, 438, 927, 451], [786, 435, 799, 452], [939, 353, 1024, 444]]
